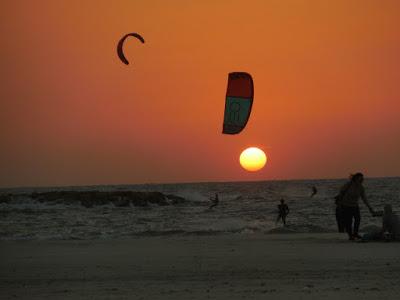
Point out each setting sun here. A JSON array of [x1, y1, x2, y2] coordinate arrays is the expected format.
[[239, 147, 267, 172]]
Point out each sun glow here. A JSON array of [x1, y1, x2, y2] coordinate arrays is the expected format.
[[239, 147, 267, 172]]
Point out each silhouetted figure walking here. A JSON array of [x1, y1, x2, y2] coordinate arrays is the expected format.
[[335, 173, 376, 240], [209, 193, 219, 209], [276, 199, 289, 226]]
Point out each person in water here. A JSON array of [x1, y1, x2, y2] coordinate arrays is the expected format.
[[310, 186, 317, 197], [336, 173, 376, 240], [209, 193, 219, 209], [276, 199, 290, 226]]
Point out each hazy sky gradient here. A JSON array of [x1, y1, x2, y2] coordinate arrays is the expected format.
[[1, 0, 399, 187]]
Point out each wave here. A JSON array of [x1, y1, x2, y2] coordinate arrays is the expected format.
[[0, 225, 337, 241], [0, 191, 188, 209], [266, 224, 332, 234]]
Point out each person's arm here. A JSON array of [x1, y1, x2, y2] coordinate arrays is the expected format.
[[361, 187, 375, 215]]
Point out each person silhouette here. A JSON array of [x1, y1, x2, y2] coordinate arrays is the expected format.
[[276, 199, 289, 226], [209, 193, 219, 209], [336, 173, 376, 240]]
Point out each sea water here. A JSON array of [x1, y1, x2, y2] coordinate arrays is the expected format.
[[1, 177, 399, 240]]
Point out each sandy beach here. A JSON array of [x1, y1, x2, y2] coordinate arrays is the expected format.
[[1, 233, 399, 299]]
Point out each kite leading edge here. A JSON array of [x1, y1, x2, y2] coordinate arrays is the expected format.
[[117, 33, 145, 65]]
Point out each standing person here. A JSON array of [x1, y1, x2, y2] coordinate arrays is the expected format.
[[209, 193, 219, 209], [336, 173, 376, 240], [276, 199, 289, 226]]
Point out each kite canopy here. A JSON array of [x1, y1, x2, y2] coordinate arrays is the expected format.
[[222, 72, 254, 134], [117, 33, 145, 65]]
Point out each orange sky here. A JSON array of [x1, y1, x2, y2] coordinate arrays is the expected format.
[[1, 0, 399, 187]]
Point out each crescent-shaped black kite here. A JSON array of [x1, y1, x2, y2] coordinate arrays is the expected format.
[[117, 33, 145, 65]]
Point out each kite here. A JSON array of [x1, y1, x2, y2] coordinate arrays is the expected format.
[[222, 72, 254, 134], [117, 33, 145, 65]]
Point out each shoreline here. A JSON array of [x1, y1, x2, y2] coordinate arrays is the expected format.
[[1, 233, 399, 299]]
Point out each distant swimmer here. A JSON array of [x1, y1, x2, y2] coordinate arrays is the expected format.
[[276, 199, 290, 226], [209, 193, 219, 209], [310, 186, 317, 197]]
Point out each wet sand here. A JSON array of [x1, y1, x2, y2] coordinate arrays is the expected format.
[[1, 233, 399, 299]]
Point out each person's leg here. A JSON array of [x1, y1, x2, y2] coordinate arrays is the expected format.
[[276, 214, 282, 224], [282, 215, 286, 226], [336, 206, 345, 233], [342, 207, 353, 239], [353, 207, 361, 237]]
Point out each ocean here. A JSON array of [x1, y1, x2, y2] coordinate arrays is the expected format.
[[1, 177, 399, 240]]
